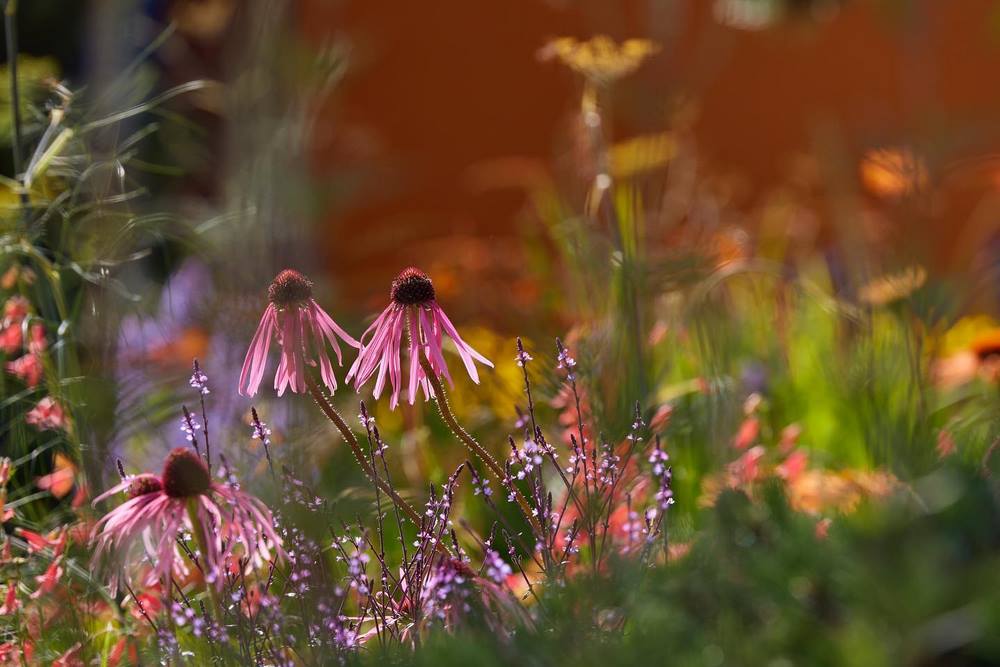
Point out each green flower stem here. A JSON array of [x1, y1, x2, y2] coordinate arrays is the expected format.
[[417, 350, 543, 536], [304, 374, 425, 530], [186, 499, 224, 621]]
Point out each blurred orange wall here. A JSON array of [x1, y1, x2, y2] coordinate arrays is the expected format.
[[298, 0, 1000, 293]]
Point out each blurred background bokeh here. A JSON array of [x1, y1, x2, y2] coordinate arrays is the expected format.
[[8, 0, 1000, 538], [28, 0, 1000, 315]]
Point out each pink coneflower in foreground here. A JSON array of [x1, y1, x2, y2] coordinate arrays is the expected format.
[[240, 269, 359, 396], [91, 448, 282, 589], [347, 268, 494, 409]]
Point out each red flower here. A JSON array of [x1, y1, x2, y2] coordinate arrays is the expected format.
[[733, 416, 760, 450], [30, 557, 64, 599], [25, 397, 69, 432], [15, 527, 68, 557], [0, 296, 29, 355], [27, 323, 45, 354], [0, 326, 20, 355], [51, 642, 83, 667], [2, 296, 28, 321], [5, 352, 42, 387], [0, 640, 33, 666], [0, 581, 18, 615], [776, 449, 809, 483]]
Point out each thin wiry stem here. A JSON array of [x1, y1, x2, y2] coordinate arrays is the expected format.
[[303, 374, 428, 532], [186, 500, 224, 621], [416, 349, 543, 536]]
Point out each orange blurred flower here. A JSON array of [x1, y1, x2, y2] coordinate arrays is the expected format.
[[860, 147, 929, 199], [36, 453, 77, 499]]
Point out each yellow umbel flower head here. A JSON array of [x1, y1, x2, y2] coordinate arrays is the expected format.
[[540, 36, 659, 85]]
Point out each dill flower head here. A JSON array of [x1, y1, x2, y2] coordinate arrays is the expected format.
[[858, 266, 927, 306], [347, 267, 494, 410], [239, 269, 360, 396], [91, 447, 282, 589], [539, 35, 659, 84]]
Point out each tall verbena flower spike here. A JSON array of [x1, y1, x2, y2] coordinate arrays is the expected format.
[[347, 267, 494, 410], [239, 269, 360, 396], [91, 447, 283, 590]]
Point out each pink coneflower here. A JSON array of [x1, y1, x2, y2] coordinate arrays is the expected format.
[[347, 268, 493, 409], [239, 269, 359, 397], [91, 448, 282, 589]]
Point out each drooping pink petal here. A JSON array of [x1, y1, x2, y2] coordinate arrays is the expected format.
[[352, 306, 400, 388], [239, 304, 276, 396], [419, 306, 453, 388], [310, 299, 360, 359], [432, 303, 494, 383], [347, 305, 394, 384]]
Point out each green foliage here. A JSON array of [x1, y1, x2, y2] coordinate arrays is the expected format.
[[382, 465, 1000, 666]]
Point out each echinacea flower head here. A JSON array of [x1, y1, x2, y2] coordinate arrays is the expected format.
[[347, 268, 494, 410], [91, 447, 282, 590], [239, 269, 359, 397]]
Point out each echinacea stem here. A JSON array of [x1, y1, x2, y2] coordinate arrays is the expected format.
[[417, 351, 543, 536], [186, 500, 224, 621], [303, 374, 425, 530]]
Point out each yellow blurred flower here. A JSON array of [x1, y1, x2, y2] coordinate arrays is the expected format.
[[858, 266, 926, 306], [859, 147, 929, 199], [445, 326, 526, 421], [609, 132, 677, 180], [932, 316, 1000, 388], [539, 36, 659, 84]]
